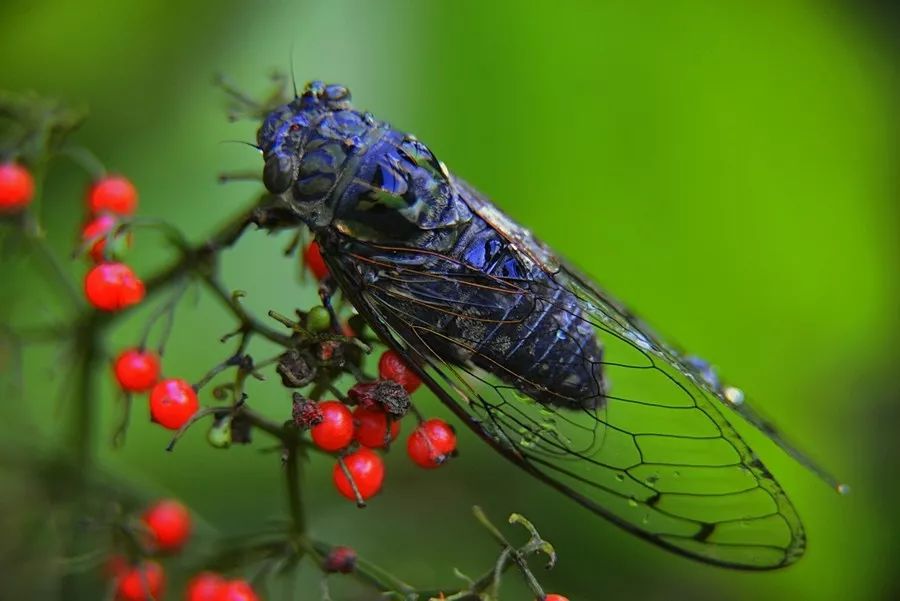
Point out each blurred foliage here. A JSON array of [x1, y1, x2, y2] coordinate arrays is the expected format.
[[0, 1, 897, 600]]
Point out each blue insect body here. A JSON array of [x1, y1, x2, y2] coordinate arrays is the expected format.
[[257, 81, 844, 570]]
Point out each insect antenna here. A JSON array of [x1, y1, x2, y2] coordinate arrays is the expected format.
[[219, 140, 263, 153], [289, 43, 299, 99]]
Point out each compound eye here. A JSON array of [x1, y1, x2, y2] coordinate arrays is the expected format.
[[263, 154, 296, 194], [324, 84, 350, 102]]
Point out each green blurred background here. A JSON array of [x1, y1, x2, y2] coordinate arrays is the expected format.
[[1, 1, 898, 599]]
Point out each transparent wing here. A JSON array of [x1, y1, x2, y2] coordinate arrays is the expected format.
[[325, 185, 841, 569]]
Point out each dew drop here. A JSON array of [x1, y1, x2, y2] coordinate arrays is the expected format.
[[627, 497, 638, 508], [837, 483, 851, 495], [556, 330, 567, 341], [641, 514, 650, 525], [615, 473, 625, 482], [724, 386, 745, 405]]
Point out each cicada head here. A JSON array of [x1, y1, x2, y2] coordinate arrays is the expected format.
[[257, 81, 369, 228]]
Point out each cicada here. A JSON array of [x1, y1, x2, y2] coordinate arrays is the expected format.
[[257, 80, 844, 569]]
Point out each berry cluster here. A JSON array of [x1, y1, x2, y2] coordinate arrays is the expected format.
[[113, 346, 199, 431], [106, 498, 260, 601], [295, 348, 458, 504], [185, 573, 260, 601], [79, 175, 143, 311]]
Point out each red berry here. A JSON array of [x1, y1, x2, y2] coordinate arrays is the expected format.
[[81, 214, 131, 262], [378, 350, 421, 393], [353, 405, 400, 448], [149, 378, 199, 430], [333, 448, 385, 502], [84, 262, 145, 311], [543, 596, 570, 601], [114, 560, 165, 601], [113, 348, 160, 393], [185, 571, 225, 601], [322, 545, 357, 573], [218, 580, 260, 601], [407, 419, 457, 468], [303, 240, 329, 280], [88, 175, 138, 215], [142, 498, 191, 552], [310, 400, 354, 452], [0, 162, 34, 212]]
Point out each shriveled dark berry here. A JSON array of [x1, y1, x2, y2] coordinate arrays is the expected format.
[[229, 413, 253, 444], [317, 339, 343, 363], [277, 350, 316, 388], [292, 394, 323, 429], [347, 380, 410, 418], [322, 546, 357, 573]]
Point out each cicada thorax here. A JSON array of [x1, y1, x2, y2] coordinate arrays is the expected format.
[[322, 135, 607, 411]]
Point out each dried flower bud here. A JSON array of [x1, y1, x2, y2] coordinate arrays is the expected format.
[[277, 350, 316, 388], [347, 380, 410, 418], [317, 340, 342, 362], [292, 394, 324, 429], [230, 413, 253, 444]]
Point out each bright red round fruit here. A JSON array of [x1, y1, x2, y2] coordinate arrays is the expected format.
[[333, 448, 385, 502], [407, 419, 457, 468], [353, 405, 400, 448], [0, 162, 34, 212], [303, 240, 329, 280], [114, 560, 165, 601], [543, 595, 570, 601], [113, 348, 160, 393], [185, 572, 225, 601], [378, 350, 421, 393], [218, 579, 260, 601], [88, 175, 138, 215], [82, 214, 131, 262], [142, 498, 191, 551], [149, 378, 199, 430], [310, 401, 354, 452], [84, 262, 145, 311]]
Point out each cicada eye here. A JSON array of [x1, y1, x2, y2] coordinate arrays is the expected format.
[[324, 84, 350, 102], [263, 154, 296, 194]]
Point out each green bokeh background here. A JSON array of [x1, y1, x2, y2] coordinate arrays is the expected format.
[[1, 1, 897, 600]]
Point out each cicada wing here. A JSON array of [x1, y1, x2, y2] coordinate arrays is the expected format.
[[327, 230, 810, 569]]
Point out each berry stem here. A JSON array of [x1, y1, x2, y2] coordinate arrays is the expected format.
[[283, 431, 306, 537], [59, 145, 107, 179], [165, 407, 222, 451], [23, 214, 85, 309], [71, 316, 102, 472], [336, 456, 366, 507], [112, 391, 133, 448], [138, 278, 190, 353]]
